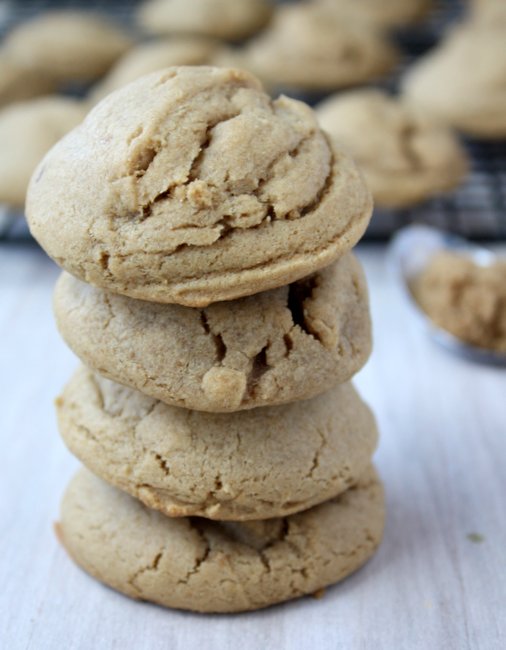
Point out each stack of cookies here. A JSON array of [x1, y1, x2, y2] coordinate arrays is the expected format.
[[27, 67, 384, 613]]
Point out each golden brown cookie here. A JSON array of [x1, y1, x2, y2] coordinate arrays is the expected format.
[[59, 466, 384, 612], [317, 89, 468, 209], [27, 67, 372, 307], [54, 254, 371, 412], [2, 11, 133, 83], [470, 0, 506, 25], [402, 22, 506, 137], [314, 0, 432, 28], [0, 57, 56, 108], [242, 5, 400, 91], [89, 38, 220, 104], [0, 96, 86, 209], [56, 367, 378, 520], [137, 0, 272, 40]]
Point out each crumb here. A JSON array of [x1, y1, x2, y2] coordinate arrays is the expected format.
[[466, 532, 485, 543], [412, 251, 506, 352]]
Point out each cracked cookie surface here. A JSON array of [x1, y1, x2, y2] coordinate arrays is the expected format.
[[57, 367, 378, 520], [54, 254, 371, 412], [317, 89, 468, 209], [59, 466, 384, 612], [27, 66, 372, 306]]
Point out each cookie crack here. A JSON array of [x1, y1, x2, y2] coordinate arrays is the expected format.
[[208, 135, 335, 245], [133, 129, 333, 248], [299, 144, 335, 218], [101, 292, 115, 330], [199, 310, 226, 363], [246, 343, 270, 397], [307, 427, 327, 480], [128, 550, 164, 594], [188, 113, 242, 182], [287, 274, 322, 342], [177, 522, 212, 584], [257, 519, 292, 573], [132, 81, 248, 221], [166, 141, 335, 253], [153, 452, 170, 476], [121, 205, 367, 285], [250, 131, 316, 219]]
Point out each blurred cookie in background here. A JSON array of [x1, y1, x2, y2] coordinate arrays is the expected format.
[[0, 96, 86, 209], [137, 0, 273, 41], [1, 11, 134, 85], [313, 0, 432, 29], [469, 0, 506, 25], [402, 21, 506, 138], [241, 4, 400, 92], [0, 57, 57, 108], [208, 44, 253, 75], [89, 38, 221, 103], [317, 89, 468, 209]]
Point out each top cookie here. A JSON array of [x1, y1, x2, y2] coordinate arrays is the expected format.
[[316, 89, 468, 209], [27, 67, 372, 307], [1, 11, 133, 84], [137, 0, 272, 41]]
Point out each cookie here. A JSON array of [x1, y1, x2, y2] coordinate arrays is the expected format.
[[402, 22, 506, 137], [314, 0, 431, 28], [317, 89, 468, 209], [56, 366, 378, 520], [59, 466, 384, 612], [470, 0, 506, 24], [0, 96, 86, 209], [89, 38, 220, 104], [137, 0, 272, 41], [2, 11, 133, 84], [0, 57, 56, 108], [27, 66, 372, 307], [54, 254, 371, 412], [242, 5, 399, 91]]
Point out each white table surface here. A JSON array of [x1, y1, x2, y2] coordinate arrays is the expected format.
[[1, 242, 505, 650]]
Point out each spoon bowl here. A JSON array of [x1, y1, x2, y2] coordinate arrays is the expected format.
[[389, 224, 506, 366]]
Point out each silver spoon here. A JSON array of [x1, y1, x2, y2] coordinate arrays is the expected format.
[[389, 224, 506, 366]]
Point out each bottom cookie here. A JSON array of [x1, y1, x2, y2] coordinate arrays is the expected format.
[[59, 467, 385, 613]]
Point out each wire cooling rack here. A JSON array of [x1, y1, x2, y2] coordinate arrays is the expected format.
[[1, 0, 505, 241]]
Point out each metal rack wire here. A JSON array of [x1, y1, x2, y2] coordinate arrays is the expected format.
[[1, 0, 505, 241]]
